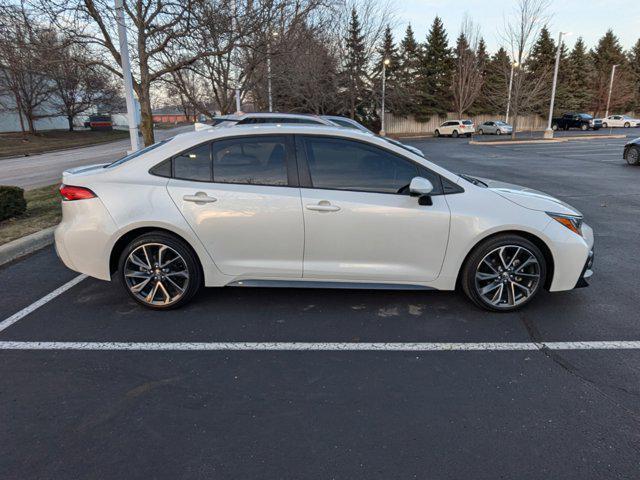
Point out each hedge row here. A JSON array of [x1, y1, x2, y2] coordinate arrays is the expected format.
[[0, 186, 27, 221]]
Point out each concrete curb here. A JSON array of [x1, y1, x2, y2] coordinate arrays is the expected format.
[[0, 226, 56, 267], [469, 134, 627, 146]]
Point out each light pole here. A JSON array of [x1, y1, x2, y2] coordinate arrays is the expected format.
[[379, 58, 390, 136], [544, 32, 571, 139], [604, 64, 618, 118], [115, 0, 140, 152], [267, 31, 278, 113], [505, 61, 519, 124], [231, 0, 241, 113]]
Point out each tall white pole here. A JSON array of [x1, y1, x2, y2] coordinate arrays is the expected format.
[[380, 59, 389, 136], [505, 63, 516, 123], [232, 0, 241, 113], [544, 32, 569, 139], [267, 41, 272, 112], [115, 0, 140, 152], [605, 64, 618, 119]]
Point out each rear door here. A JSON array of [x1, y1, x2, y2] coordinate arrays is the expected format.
[[166, 135, 304, 278], [296, 135, 451, 282]]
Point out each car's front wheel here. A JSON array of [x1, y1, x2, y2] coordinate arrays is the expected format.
[[624, 122, 630, 128], [602, 122, 608, 128], [118, 232, 202, 309], [626, 146, 640, 165], [461, 234, 547, 312]]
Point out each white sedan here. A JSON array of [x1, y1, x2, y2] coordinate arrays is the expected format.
[[601, 115, 640, 128], [55, 125, 594, 312]]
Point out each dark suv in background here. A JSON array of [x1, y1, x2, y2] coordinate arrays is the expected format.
[[551, 113, 601, 131]]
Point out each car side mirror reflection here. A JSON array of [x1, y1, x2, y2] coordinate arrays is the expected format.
[[409, 177, 434, 205]]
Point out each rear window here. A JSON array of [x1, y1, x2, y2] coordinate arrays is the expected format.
[[462, 120, 473, 125], [106, 140, 169, 168]]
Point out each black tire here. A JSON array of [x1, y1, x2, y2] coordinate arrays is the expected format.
[[478, 129, 484, 135], [626, 146, 640, 166], [118, 231, 203, 310], [551, 124, 558, 131], [461, 234, 547, 312], [434, 129, 440, 137], [452, 130, 459, 138], [602, 122, 608, 128], [496, 129, 501, 135], [580, 124, 588, 131], [624, 122, 630, 128]]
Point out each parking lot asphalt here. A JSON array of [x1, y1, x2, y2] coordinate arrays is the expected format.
[[1, 131, 640, 479]]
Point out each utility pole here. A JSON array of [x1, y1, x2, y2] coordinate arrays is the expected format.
[[232, 0, 241, 113], [115, 0, 140, 152], [267, 31, 277, 112], [605, 64, 618, 118], [379, 58, 390, 136], [505, 62, 518, 124], [544, 32, 571, 139]]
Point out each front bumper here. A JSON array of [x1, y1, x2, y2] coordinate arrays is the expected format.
[[575, 250, 594, 288]]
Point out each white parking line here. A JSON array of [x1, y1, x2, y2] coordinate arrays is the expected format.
[[0, 274, 87, 333], [1, 341, 639, 351]]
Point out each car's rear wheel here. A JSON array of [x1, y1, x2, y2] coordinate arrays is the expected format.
[[452, 130, 459, 138], [624, 122, 630, 128], [496, 129, 501, 135], [434, 129, 440, 137], [626, 146, 640, 166], [551, 124, 558, 131], [602, 122, 608, 128], [118, 232, 202, 309], [461, 235, 546, 312], [478, 129, 484, 135], [580, 124, 588, 131]]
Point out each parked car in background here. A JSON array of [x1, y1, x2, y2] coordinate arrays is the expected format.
[[321, 115, 425, 157], [434, 120, 475, 138], [601, 115, 640, 128], [83, 115, 113, 131], [551, 113, 601, 131], [623, 137, 640, 165], [477, 121, 513, 135], [55, 124, 594, 313]]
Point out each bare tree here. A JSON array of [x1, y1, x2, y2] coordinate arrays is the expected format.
[[451, 17, 484, 118], [499, 0, 551, 138], [48, 39, 120, 131], [0, 3, 56, 134]]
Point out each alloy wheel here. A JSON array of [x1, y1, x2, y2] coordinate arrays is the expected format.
[[627, 147, 639, 165], [124, 243, 190, 306], [474, 245, 541, 309]]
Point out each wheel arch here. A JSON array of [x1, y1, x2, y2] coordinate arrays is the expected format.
[[109, 226, 205, 280], [455, 229, 555, 290]]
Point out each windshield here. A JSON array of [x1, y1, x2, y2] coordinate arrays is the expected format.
[[106, 140, 169, 168]]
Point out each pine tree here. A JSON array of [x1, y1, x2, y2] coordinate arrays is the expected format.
[[396, 24, 421, 114], [483, 47, 511, 116], [589, 30, 635, 115], [563, 37, 592, 112], [416, 16, 453, 120], [342, 8, 368, 120], [528, 26, 556, 75], [376, 25, 398, 76], [628, 39, 640, 113], [471, 37, 491, 114]]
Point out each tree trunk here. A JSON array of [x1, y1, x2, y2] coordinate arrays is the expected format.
[[26, 113, 36, 134], [67, 115, 74, 131], [138, 88, 155, 146]]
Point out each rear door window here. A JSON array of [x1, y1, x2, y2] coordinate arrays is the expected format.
[[212, 136, 289, 186], [173, 143, 212, 181]]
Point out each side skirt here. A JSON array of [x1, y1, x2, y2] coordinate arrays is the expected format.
[[226, 280, 437, 291]]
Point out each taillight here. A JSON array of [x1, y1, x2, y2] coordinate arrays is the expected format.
[[59, 184, 97, 201]]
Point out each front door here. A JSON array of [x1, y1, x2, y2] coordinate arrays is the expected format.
[[166, 135, 304, 278], [297, 135, 451, 283]]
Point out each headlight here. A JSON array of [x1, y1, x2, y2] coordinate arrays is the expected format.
[[546, 212, 583, 236]]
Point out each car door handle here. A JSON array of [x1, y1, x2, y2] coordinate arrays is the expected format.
[[183, 192, 217, 204], [305, 201, 340, 212]]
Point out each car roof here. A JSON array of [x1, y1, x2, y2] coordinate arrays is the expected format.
[[216, 112, 331, 123]]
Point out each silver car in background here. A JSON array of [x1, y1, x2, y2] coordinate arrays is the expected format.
[[322, 115, 425, 157], [478, 121, 513, 135]]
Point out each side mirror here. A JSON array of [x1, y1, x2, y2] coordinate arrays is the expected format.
[[409, 177, 434, 196], [409, 177, 434, 206]]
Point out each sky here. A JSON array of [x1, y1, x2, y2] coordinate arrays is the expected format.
[[394, 0, 640, 54]]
